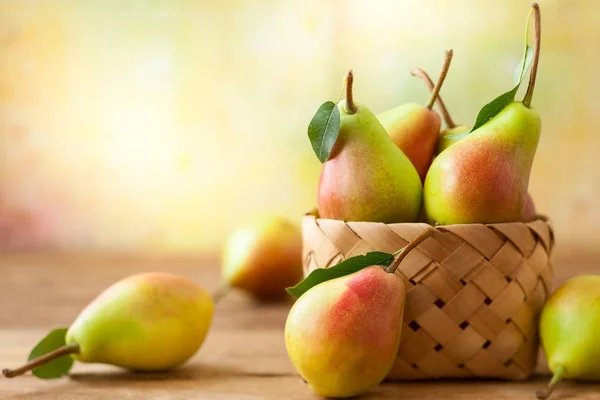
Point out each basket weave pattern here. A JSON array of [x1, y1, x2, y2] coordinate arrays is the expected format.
[[302, 212, 554, 380]]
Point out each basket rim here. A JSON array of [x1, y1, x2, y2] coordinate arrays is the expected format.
[[303, 207, 552, 227]]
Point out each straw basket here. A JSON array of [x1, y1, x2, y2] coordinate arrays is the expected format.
[[302, 210, 554, 380]]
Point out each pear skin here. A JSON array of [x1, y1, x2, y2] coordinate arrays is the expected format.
[[318, 71, 422, 223], [522, 193, 537, 222], [537, 276, 600, 399], [285, 266, 406, 398], [424, 102, 541, 225], [66, 273, 213, 371], [222, 215, 303, 300], [378, 103, 441, 182]]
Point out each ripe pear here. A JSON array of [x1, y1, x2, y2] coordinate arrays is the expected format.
[[3, 273, 213, 377], [318, 71, 422, 223], [409, 67, 470, 156], [221, 215, 303, 300], [285, 266, 406, 398], [377, 50, 453, 182], [536, 275, 600, 399], [424, 5, 542, 225]]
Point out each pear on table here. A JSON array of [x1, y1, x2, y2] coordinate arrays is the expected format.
[[220, 215, 303, 300], [424, 4, 542, 225], [3, 273, 213, 378], [377, 50, 453, 182], [317, 70, 422, 223], [536, 275, 600, 399], [285, 265, 406, 398]]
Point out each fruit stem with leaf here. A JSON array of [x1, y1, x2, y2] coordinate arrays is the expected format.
[[344, 70, 357, 114], [425, 49, 454, 110], [3, 343, 80, 378], [535, 365, 566, 399], [523, 3, 540, 108], [411, 68, 457, 129], [385, 228, 434, 273]]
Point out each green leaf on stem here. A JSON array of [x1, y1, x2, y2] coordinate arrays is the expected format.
[[28, 328, 74, 379], [308, 101, 341, 163], [286, 251, 394, 298]]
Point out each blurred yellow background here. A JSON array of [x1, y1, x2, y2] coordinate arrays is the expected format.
[[0, 0, 597, 253]]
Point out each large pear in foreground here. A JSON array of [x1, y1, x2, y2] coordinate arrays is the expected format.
[[285, 266, 406, 398]]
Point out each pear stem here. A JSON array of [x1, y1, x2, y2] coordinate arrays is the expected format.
[[411, 68, 457, 129], [425, 49, 453, 110], [385, 228, 435, 273], [2, 343, 80, 378], [536, 365, 566, 399], [212, 284, 230, 305], [523, 3, 541, 108], [344, 70, 357, 114]]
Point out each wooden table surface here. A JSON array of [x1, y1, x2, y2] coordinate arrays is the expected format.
[[1, 250, 599, 399]]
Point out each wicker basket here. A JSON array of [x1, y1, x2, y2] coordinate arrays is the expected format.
[[302, 210, 554, 380]]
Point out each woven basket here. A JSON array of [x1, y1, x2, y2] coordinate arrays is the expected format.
[[302, 210, 554, 380]]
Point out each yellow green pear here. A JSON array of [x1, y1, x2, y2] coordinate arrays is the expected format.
[[221, 215, 303, 300], [377, 50, 453, 183], [318, 71, 422, 223], [424, 4, 542, 225], [285, 266, 406, 398], [536, 275, 600, 399], [3, 272, 213, 378]]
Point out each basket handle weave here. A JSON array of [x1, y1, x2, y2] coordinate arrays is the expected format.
[[385, 227, 435, 273]]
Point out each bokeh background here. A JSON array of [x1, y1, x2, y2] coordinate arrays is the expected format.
[[0, 0, 597, 253]]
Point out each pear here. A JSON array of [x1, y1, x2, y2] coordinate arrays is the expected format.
[[377, 50, 453, 182], [318, 71, 422, 223], [424, 5, 542, 225], [536, 275, 600, 399], [285, 266, 406, 398], [3, 273, 213, 377], [409, 67, 470, 155], [220, 215, 303, 300], [411, 68, 539, 223]]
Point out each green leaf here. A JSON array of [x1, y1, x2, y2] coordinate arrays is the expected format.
[[469, 46, 533, 133], [308, 101, 341, 163], [286, 251, 394, 298], [28, 328, 74, 379]]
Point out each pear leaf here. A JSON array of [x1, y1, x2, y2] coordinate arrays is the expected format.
[[308, 101, 341, 163], [469, 45, 534, 133], [286, 251, 394, 298], [28, 328, 74, 379]]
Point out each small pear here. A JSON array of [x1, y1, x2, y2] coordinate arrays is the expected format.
[[285, 266, 406, 398], [3, 273, 213, 377], [221, 215, 303, 300], [318, 71, 422, 223], [536, 275, 600, 399], [377, 50, 453, 182], [424, 5, 542, 225], [409, 67, 470, 155]]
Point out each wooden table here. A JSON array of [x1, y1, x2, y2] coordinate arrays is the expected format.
[[1, 251, 599, 399]]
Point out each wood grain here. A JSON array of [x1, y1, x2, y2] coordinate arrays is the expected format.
[[0, 250, 599, 399]]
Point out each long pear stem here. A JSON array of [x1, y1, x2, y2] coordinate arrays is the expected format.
[[425, 50, 454, 110], [536, 365, 566, 399], [344, 70, 357, 114], [212, 284, 231, 305], [411, 68, 457, 128], [2, 343, 80, 378], [523, 3, 541, 108], [385, 228, 435, 273]]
